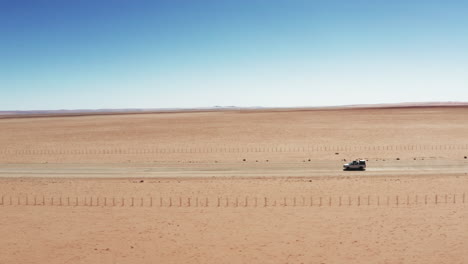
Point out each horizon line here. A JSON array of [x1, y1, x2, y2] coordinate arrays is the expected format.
[[1, 101, 468, 118]]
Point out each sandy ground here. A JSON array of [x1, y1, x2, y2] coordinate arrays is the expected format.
[[0, 106, 467, 263]]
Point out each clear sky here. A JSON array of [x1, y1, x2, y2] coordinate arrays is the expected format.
[[1, 0, 467, 110]]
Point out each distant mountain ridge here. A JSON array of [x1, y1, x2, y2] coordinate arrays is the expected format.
[[1, 102, 467, 117]]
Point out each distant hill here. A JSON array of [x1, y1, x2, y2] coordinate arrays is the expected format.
[[0, 102, 467, 118]]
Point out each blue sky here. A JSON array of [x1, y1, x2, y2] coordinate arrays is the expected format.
[[1, 0, 467, 110]]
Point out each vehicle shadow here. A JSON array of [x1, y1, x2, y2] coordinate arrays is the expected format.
[[343, 168, 366, 171]]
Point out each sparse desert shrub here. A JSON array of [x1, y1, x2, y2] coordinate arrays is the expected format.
[[396, 158, 400, 160], [335, 153, 339, 155], [243, 159, 246, 162]]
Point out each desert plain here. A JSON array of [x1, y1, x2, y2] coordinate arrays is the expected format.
[[0, 106, 467, 263]]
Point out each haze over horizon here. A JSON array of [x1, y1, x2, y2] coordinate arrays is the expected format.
[[1, 1, 467, 111]]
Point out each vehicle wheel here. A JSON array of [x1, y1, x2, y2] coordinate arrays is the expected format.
[[359, 167, 363, 170]]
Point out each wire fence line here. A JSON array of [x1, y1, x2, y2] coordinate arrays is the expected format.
[[0, 193, 465, 208], [1, 144, 468, 155]]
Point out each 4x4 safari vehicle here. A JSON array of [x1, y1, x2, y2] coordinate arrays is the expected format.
[[343, 160, 366, 170]]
